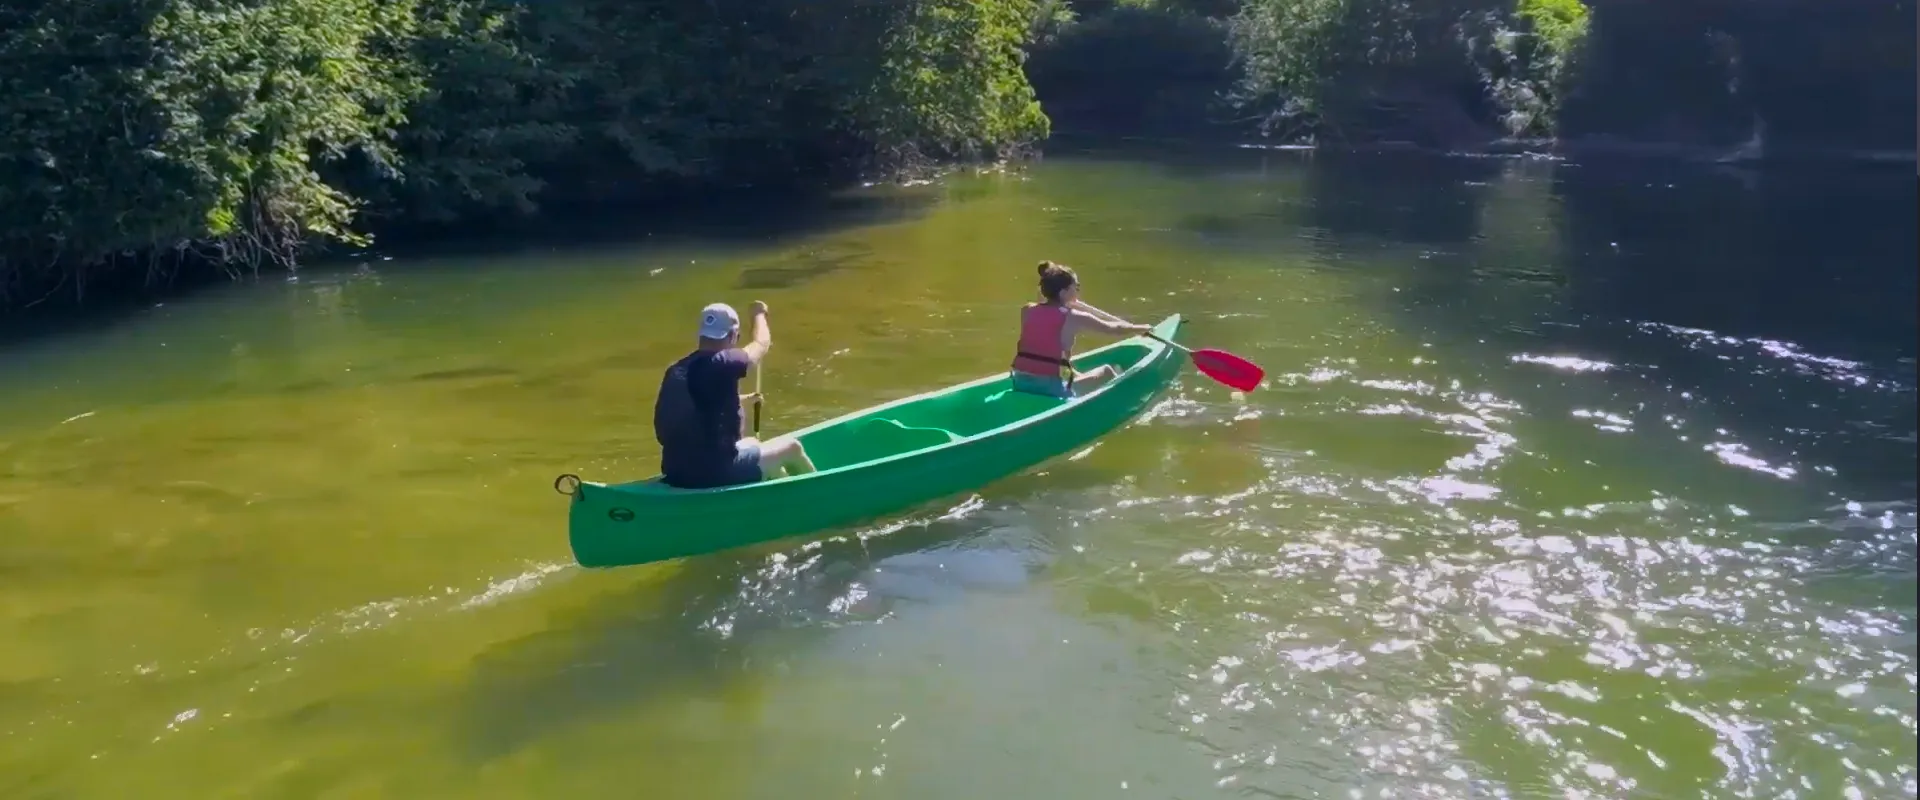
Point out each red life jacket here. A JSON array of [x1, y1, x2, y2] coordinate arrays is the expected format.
[[1011, 303, 1072, 378]]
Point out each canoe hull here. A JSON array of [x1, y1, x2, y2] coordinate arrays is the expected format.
[[563, 314, 1185, 568]]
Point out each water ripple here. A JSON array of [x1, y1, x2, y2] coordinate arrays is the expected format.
[[1061, 334, 1916, 797]]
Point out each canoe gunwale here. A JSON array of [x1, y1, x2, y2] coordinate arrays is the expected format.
[[575, 314, 1184, 498]]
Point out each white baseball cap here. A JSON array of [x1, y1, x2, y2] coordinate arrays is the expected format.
[[697, 303, 740, 340]]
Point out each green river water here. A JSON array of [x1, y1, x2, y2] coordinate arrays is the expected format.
[[1, 144, 1915, 799]]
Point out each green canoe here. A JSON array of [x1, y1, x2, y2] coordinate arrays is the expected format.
[[556, 314, 1186, 568]]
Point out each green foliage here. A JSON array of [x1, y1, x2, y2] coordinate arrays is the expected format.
[[0, 0, 1051, 308], [1149, 0, 1250, 21], [362, 0, 580, 222], [1471, 0, 1590, 135], [1559, 0, 1915, 149], [1028, 6, 1238, 135], [0, 0, 423, 302], [852, 0, 1052, 168], [1030, 0, 1079, 48], [1225, 0, 1912, 146], [1088, 0, 1236, 15], [1228, 0, 1514, 143], [1045, 0, 1908, 149], [6, 0, 1910, 310]]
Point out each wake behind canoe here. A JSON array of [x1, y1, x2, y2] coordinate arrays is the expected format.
[[556, 314, 1185, 568]]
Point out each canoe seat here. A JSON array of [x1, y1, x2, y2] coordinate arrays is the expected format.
[[864, 418, 963, 452], [791, 415, 964, 471]]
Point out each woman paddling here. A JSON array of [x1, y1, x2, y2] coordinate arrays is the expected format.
[[1009, 260, 1153, 399]]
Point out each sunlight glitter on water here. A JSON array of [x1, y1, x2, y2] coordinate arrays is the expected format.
[[1095, 336, 1917, 798], [1510, 353, 1615, 373], [1142, 496, 1914, 796], [2, 152, 1912, 800], [1638, 322, 1904, 390], [1704, 441, 1800, 480]]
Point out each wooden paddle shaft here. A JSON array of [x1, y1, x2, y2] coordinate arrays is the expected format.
[[752, 360, 763, 437], [1075, 301, 1160, 338], [1075, 302, 1262, 391], [1146, 331, 1193, 354]]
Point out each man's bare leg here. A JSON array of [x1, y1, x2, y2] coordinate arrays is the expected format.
[[756, 435, 816, 478]]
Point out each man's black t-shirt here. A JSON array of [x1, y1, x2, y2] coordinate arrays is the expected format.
[[654, 348, 751, 484]]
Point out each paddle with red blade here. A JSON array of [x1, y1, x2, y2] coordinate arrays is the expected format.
[[1075, 302, 1265, 392], [1150, 334, 1264, 392]]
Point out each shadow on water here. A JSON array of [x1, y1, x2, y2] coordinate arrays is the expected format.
[[453, 530, 983, 762], [1149, 148, 1503, 257], [0, 186, 943, 351], [364, 186, 941, 267], [1550, 160, 1919, 352], [1122, 143, 1915, 507], [1293, 150, 1505, 249], [733, 241, 878, 291], [454, 456, 1128, 760], [1545, 163, 1919, 499], [1318, 151, 1918, 501], [1040, 136, 1272, 175], [1358, 155, 1920, 363]]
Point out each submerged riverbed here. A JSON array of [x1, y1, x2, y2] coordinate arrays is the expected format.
[[1, 145, 1914, 798]]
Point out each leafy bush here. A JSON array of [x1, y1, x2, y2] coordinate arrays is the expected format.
[[0, 0, 1050, 307], [0, 0, 423, 302], [1228, 0, 1517, 144], [1468, 0, 1590, 136], [1027, 5, 1238, 135]]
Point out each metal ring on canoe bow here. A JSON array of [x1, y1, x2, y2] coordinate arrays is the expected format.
[[554, 473, 582, 497]]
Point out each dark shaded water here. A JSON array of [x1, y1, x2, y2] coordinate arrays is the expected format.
[[1, 143, 1913, 798]]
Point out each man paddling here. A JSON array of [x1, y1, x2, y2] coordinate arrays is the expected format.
[[654, 301, 815, 488]]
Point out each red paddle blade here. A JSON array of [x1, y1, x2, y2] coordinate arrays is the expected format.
[[1189, 348, 1264, 392]]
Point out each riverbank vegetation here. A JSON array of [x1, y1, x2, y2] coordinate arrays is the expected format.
[[1027, 0, 1915, 152], [1, 0, 1913, 311], [0, 0, 1046, 307]]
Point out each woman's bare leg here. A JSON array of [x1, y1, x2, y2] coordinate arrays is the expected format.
[[1070, 364, 1120, 395]]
